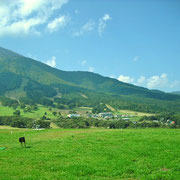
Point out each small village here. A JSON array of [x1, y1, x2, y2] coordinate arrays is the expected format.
[[66, 111, 177, 126], [67, 112, 133, 120]]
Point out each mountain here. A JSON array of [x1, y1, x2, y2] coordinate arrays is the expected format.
[[171, 91, 180, 95], [0, 46, 180, 113]]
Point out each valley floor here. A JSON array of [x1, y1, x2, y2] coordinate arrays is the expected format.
[[0, 105, 154, 122], [0, 128, 180, 180]]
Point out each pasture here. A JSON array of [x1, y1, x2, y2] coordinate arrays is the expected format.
[[0, 128, 180, 179], [116, 109, 155, 117], [0, 105, 59, 120]]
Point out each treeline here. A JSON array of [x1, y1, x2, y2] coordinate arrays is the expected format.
[[53, 117, 179, 129], [0, 97, 19, 107], [1, 88, 180, 115], [53, 117, 131, 129], [140, 113, 180, 126], [0, 116, 50, 128], [109, 95, 180, 114]]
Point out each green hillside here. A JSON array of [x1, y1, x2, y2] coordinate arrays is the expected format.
[[172, 91, 180, 95], [0, 46, 180, 113]]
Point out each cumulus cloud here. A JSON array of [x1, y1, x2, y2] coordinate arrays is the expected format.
[[88, 67, 94, 72], [146, 73, 169, 89], [118, 73, 179, 90], [118, 75, 134, 84], [46, 56, 56, 68], [137, 76, 146, 85], [110, 75, 115, 79], [0, 0, 68, 36], [73, 20, 95, 36], [98, 14, 111, 37], [135, 73, 179, 90], [47, 15, 69, 32]]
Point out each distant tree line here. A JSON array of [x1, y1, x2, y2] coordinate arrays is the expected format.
[[1, 88, 180, 115], [139, 113, 180, 127], [53, 116, 180, 129], [0, 116, 50, 129]]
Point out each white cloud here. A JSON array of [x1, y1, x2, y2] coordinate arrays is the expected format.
[[88, 67, 94, 72], [103, 14, 111, 21], [46, 56, 56, 68], [133, 56, 140, 62], [0, 18, 43, 36], [135, 73, 179, 90], [47, 15, 69, 32], [137, 76, 146, 85], [73, 20, 95, 36], [98, 14, 111, 37], [0, 0, 68, 36], [110, 75, 115, 79], [160, 73, 167, 79], [118, 75, 134, 84], [81, 60, 87, 66], [146, 73, 168, 89], [118, 73, 179, 90]]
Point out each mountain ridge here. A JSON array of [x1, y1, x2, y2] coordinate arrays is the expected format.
[[171, 91, 180, 95], [0, 46, 180, 113]]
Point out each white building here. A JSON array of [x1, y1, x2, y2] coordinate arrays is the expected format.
[[67, 114, 80, 118], [99, 112, 113, 119], [122, 118, 130, 121]]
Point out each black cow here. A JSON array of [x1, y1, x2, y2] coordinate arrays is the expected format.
[[19, 137, 26, 147]]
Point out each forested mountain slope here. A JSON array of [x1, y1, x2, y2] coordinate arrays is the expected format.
[[172, 91, 180, 95], [0, 46, 180, 113]]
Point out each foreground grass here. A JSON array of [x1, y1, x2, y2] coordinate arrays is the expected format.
[[0, 128, 180, 180]]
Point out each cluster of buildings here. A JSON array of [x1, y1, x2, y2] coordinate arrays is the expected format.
[[166, 120, 176, 125], [86, 112, 113, 119], [67, 112, 114, 119], [66, 112, 177, 126], [67, 114, 80, 118], [67, 112, 134, 120]]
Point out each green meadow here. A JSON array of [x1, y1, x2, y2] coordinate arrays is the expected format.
[[0, 128, 180, 180], [0, 105, 92, 120], [0, 106, 60, 120]]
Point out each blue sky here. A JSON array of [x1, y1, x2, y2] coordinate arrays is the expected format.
[[0, 0, 180, 92]]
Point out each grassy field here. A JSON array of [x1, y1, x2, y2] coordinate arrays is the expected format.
[[117, 109, 155, 117], [0, 105, 59, 120], [0, 106, 92, 119], [0, 128, 180, 180]]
